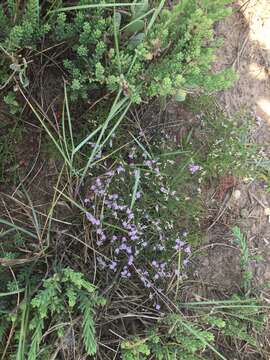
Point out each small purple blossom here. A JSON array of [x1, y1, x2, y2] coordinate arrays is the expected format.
[[128, 255, 134, 265], [106, 170, 115, 177], [135, 191, 141, 199], [175, 238, 185, 250], [155, 304, 161, 311], [121, 266, 131, 277], [109, 261, 117, 271], [188, 164, 201, 174], [120, 243, 128, 251], [116, 165, 125, 174], [86, 212, 100, 226], [96, 178, 102, 187], [126, 246, 133, 254]]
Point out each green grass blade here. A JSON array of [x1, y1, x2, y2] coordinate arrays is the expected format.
[[19, 90, 73, 168], [130, 168, 140, 209], [99, 101, 131, 149], [113, 10, 121, 74], [81, 93, 128, 181], [120, 8, 154, 31], [0, 289, 25, 297], [52, 3, 143, 12], [0, 219, 37, 239], [64, 83, 75, 160], [73, 126, 102, 156], [129, 132, 152, 159], [145, 0, 165, 34], [16, 287, 30, 360]]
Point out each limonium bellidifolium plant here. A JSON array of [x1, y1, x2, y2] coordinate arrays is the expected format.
[[83, 130, 199, 309]]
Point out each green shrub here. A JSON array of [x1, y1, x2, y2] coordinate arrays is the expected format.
[[0, 267, 105, 359], [0, 0, 235, 103], [121, 298, 265, 360]]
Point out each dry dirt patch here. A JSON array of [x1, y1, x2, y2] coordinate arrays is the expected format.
[[192, 0, 270, 295]]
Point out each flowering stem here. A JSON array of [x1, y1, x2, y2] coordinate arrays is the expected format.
[[175, 249, 182, 301]]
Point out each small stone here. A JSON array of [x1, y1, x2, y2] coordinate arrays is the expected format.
[[233, 189, 241, 200]]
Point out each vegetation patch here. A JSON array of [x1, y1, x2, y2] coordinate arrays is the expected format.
[[0, 1, 268, 359]]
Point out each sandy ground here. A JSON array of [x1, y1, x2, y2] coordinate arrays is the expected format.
[[192, 0, 270, 297]]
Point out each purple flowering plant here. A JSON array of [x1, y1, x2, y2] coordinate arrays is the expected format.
[[83, 135, 193, 296]]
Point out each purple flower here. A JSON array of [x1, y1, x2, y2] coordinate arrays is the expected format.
[[96, 178, 102, 187], [135, 191, 141, 199], [126, 246, 133, 254], [97, 228, 103, 235], [101, 233, 106, 241], [86, 212, 100, 226], [184, 245, 191, 254], [109, 261, 117, 271], [120, 243, 128, 251], [129, 229, 137, 237], [175, 238, 185, 250], [112, 235, 118, 242], [155, 304, 161, 311], [116, 165, 125, 174], [128, 213, 134, 221], [188, 164, 201, 174], [121, 266, 131, 278], [128, 255, 134, 265], [84, 198, 90, 204]]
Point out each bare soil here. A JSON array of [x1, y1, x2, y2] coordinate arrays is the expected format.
[[192, 0, 270, 297]]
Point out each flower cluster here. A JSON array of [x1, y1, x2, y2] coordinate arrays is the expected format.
[[83, 142, 192, 298]]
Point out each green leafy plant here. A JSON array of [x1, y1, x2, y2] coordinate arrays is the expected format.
[[121, 297, 266, 360], [3, 91, 20, 114], [232, 227, 253, 292], [1, 1, 234, 104], [3, 268, 105, 359], [121, 314, 216, 360], [29, 268, 104, 358]]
